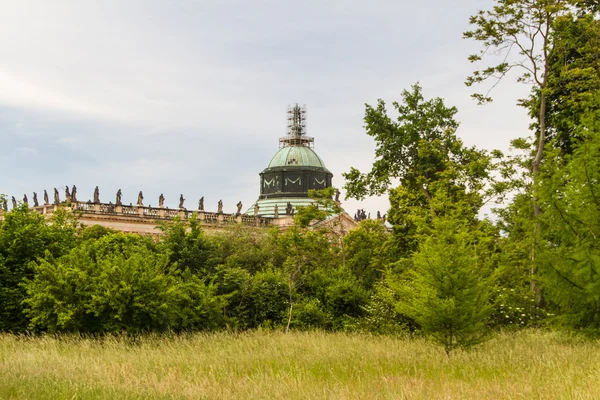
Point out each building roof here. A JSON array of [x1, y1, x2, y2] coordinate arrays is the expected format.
[[267, 146, 328, 170]]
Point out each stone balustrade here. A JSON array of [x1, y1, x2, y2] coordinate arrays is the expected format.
[[30, 201, 272, 227]]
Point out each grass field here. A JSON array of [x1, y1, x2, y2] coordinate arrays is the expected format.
[[0, 330, 598, 399]]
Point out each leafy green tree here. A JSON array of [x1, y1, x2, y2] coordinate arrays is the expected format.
[[392, 216, 495, 354], [158, 215, 216, 276], [464, 0, 574, 183], [464, 0, 576, 302], [24, 232, 225, 333], [211, 225, 280, 274], [537, 97, 600, 333], [343, 84, 492, 257], [0, 205, 79, 331], [344, 219, 390, 289], [274, 226, 339, 332], [294, 187, 342, 228], [541, 12, 600, 154]]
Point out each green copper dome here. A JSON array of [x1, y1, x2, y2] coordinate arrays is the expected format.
[[267, 146, 328, 169]]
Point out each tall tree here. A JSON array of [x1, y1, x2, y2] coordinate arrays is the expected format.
[[388, 215, 495, 354], [343, 83, 491, 256], [464, 0, 573, 212], [464, 0, 575, 303], [537, 95, 600, 332], [540, 11, 600, 154]]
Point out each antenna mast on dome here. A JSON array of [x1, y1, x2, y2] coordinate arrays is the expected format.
[[280, 104, 314, 148]]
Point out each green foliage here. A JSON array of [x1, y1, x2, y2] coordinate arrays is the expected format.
[[24, 232, 225, 333], [392, 217, 494, 354], [158, 215, 215, 276], [464, 0, 573, 103], [0, 205, 79, 332], [537, 98, 600, 332], [344, 219, 390, 289], [291, 298, 329, 329], [294, 187, 342, 228], [343, 83, 492, 257], [541, 13, 600, 154]]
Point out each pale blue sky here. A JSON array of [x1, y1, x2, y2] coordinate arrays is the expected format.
[[0, 0, 531, 216]]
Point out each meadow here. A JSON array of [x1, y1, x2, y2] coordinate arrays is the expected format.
[[1, 330, 598, 399]]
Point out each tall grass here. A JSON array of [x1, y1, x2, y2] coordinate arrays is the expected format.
[[1, 330, 599, 399]]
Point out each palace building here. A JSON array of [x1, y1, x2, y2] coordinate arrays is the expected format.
[[0, 105, 357, 234]]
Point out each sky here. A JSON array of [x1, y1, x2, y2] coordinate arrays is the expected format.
[[0, 0, 533, 217]]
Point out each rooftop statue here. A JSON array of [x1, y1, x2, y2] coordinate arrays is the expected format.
[[23, 194, 28, 205], [377, 211, 381, 220], [236, 201, 243, 215], [65, 186, 71, 203], [254, 203, 259, 216], [198, 197, 204, 211], [285, 202, 293, 216], [274, 204, 279, 218], [217, 199, 223, 214], [33, 192, 39, 207], [54, 188, 60, 205], [159, 193, 165, 207], [93, 186, 100, 204], [43, 190, 49, 205], [116, 189, 122, 206], [354, 208, 367, 222], [335, 189, 340, 203], [2, 198, 7, 212], [179, 194, 185, 209], [12, 196, 17, 209], [72, 185, 78, 202], [137, 191, 144, 206]]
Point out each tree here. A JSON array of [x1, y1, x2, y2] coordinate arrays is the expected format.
[[464, 0, 573, 180], [541, 12, 600, 154], [464, 0, 575, 303], [294, 187, 342, 228], [537, 96, 600, 333], [392, 216, 494, 354], [0, 205, 79, 331], [24, 232, 225, 333], [158, 215, 216, 277], [344, 219, 390, 289], [344, 83, 492, 256], [275, 226, 338, 332]]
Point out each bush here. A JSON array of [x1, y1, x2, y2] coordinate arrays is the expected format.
[[24, 232, 225, 333]]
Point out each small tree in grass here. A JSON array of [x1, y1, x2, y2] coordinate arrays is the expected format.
[[396, 216, 494, 355]]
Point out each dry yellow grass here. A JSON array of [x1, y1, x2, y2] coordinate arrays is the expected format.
[[0, 330, 599, 399]]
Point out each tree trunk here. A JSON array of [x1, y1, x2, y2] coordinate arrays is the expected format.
[[530, 88, 547, 308], [285, 280, 294, 333]]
